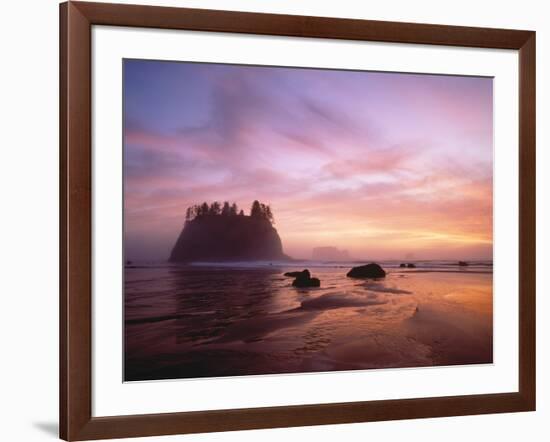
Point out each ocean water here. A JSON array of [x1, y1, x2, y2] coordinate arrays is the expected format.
[[124, 260, 493, 381]]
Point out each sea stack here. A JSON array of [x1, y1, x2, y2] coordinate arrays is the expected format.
[[311, 246, 350, 261], [169, 200, 290, 262]]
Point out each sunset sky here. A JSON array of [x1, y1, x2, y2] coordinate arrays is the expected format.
[[124, 59, 493, 261]]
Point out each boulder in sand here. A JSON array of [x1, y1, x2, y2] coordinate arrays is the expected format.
[[288, 269, 320, 287], [346, 263, 386, 279], [292, 276, 321, 288]]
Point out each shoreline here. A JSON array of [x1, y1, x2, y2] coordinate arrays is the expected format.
[[125, 261, 493, 275]]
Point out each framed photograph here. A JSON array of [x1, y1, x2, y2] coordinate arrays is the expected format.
[[60, 1, 536, 440]]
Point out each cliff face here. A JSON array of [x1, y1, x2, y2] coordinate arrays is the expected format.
[[169, 215, 289, 262]]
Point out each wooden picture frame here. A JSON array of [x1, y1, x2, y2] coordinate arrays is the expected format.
[[60, 1, 536, 440]]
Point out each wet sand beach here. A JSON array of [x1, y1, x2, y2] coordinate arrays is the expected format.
[[124, 262, 492, 381]]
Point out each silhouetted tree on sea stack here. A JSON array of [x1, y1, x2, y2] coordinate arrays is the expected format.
[[185, 206, 193, 222], [264, 205, 274, 224], [250, 200, 275, 223], [209, 201, 221, 215], [250, 200, 263, 218], [221, 201, 231, 216]]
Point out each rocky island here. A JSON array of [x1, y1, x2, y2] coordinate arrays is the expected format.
[[311, 246, 350, 261], [169, 200, 290, 262]]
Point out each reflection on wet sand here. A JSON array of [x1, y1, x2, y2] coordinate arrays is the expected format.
[[124, 265, 492, 381]]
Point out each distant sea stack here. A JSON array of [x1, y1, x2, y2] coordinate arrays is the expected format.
[[169, 200, 290, 262], [312, 246, 350, 261]]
